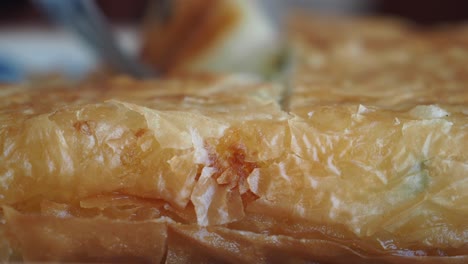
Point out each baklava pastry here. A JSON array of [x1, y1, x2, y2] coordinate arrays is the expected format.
[[0, 15, 467, 264]]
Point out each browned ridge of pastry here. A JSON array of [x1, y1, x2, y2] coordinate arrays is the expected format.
[[0, 16, 468, 263]]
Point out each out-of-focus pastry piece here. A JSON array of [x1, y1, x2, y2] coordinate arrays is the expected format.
[[140, 0, 282, 77], [288, 14, 468, 110]]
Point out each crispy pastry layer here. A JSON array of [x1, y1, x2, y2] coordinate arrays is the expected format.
[[1, 16, 468, 263]]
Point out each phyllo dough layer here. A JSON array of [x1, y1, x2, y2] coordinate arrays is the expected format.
[[0, 74, 293, 262], [0, 17, 467, 263], [285, 15, 468, 260]]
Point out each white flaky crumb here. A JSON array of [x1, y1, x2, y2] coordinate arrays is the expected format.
[[409, 105, 450, 119]]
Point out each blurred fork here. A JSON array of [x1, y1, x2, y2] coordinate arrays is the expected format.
[[33, 0, 157, 78]]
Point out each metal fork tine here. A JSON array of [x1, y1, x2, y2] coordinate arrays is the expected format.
[[76, 0, 147, 76], [33, 0, 154, 78]]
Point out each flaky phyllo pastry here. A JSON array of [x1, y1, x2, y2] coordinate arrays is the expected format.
[[1, 16, 468, 263]]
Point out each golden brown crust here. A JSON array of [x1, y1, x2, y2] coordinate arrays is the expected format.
[[1, 15, 468, 263], [1, 73, 467, 262], [283, 15, 468, 260]]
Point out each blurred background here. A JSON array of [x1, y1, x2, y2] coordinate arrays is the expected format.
[[1, 0, 467, 82], [3, 0, 468, 25]]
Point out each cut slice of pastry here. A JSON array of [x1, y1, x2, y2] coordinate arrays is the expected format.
[[0, 74, 292, 262], [1, 15, 468, 264], [284, 13, 468, 258]]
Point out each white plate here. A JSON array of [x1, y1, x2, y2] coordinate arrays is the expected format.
[[0, 25, 140, 81]]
